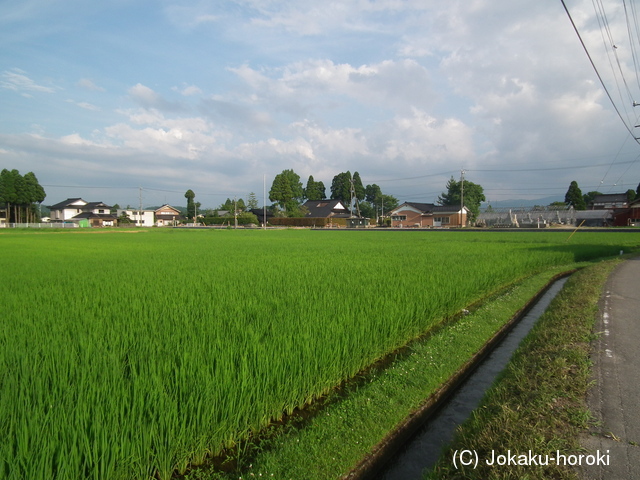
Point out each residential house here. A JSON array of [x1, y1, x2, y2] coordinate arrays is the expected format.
[[154, 204, 183, 226], [48, 198, 117, 227], [303, 199, 351, 218], [389, 202, 469, 228], [116, 209, 155, 227], [613, 198, 640, 226], [589, 194, 629, 209]]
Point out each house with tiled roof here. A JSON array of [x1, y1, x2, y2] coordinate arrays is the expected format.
[[154, 204, 183, 226], [48, 198, 118, 227], [303, 199, 351, 218], [388, 202, 469, 228]]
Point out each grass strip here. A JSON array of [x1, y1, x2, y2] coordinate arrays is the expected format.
[[425, 257, 620, 480], [182, 266, 579, 479]]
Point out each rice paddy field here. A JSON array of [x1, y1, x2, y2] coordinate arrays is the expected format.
[[1, 228, 638, 480]]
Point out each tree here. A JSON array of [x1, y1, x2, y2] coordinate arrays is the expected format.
[[582, 191, 602, 208], [564, 181, 586, 210], [437, 176, 485, 223], [304, 176, 326, 201], [247, 192, 259, 210], [0, 169, 46, 223], [23, 172, 46, 222], [352, 172, 365, 202], [184, 189, 196, 220], [626, 189, 636, 204], [269, 169, 303, 212], [330, 171, 352, 204], [636, 182, 640, 198], [360, 184, 398, 223]]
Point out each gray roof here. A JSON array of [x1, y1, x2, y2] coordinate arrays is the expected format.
[[48, 198, 85, 210], [303, 199, 349, 217]]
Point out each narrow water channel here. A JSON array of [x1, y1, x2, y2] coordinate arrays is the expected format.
[[376, 277, 569, 480]]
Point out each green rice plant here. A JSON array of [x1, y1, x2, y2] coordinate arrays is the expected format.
[[0, 229, 637, 479]]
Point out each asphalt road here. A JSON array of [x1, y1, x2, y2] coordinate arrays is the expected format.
[[580, 256, 640, 480]]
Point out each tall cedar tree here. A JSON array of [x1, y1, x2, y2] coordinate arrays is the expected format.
[[564, 181, 586, 210], [269, 169, 303, 212], [0, 169, 46, 223], [304, 176, 326, 201], [184, 189, 196, 220], [330, 171, 352, 204]]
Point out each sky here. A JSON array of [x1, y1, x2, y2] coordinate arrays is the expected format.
[[2, 0, 640, 210]]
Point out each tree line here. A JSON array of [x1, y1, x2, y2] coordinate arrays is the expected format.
[[268, 169, 400, 219], [0, 169, 46, 223]]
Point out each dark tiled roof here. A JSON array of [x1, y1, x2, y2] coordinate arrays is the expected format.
[[83, 201, 112, 209], [303, 199, 349, 217], [48, 198, 85, 210], [592, 194, 628, 204]]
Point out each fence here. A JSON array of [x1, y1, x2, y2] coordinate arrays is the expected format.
[[1, 222, 79, 229]]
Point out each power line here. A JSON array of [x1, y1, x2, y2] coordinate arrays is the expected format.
[[561, 0, 640, 143]]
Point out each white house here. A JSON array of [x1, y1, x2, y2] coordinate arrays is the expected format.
[[48, 198, 117, 227], [116, 209, 155, 227], [49, 198, 88, 221]]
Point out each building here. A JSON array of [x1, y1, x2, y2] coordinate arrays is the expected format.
[[116, 209, 155, 227], [154, 204, 183, 226], [303, 199, 351, 218], [48, 198, 117, 227], [589, 194, 629, 210], [388, 202, 469, 228]]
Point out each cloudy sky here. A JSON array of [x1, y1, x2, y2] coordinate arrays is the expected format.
[[2, 0, 640, 209]]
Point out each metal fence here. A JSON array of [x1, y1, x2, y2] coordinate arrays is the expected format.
[[1, 222, 79, 229]]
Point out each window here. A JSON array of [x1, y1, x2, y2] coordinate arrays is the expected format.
[[392, 215, 407, 221], [434, 217, 450, 224]]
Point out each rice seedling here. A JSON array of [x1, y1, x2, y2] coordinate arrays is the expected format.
[[0, 229, 637, 479]]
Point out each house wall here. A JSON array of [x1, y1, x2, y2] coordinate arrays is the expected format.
[[50, 207, 85, 221], [390, 209, 428, 227], [118, 209, 155, 226]]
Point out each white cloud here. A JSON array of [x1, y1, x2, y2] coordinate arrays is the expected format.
[[66, 99, 100, 111], [128, 83, 185, 112], [76, 78, 105, 92], [1, 69, 56, 94]]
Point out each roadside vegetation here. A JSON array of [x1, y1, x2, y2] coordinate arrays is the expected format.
[[425, 257, 620, 480], [0, 229, 636, 480]]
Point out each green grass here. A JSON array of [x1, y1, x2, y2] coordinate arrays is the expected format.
[[0, 229, 637, 480], [425, 257, 620, 480]]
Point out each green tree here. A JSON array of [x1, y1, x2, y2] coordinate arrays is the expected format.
[[23, 172, 46, 222], [626, 189, 636, 203], [564, 181, 586, 210], [636, 182, 640, 198], [365, 184, 382, 203], [330, 171, 352, 204], [304, 175, 326, 201], [352, 172, 365, 202], [184, 189, 196, 220], [247, 192, 259, 210], [269, 169, 303, 212], [582, 191, 602, 208], [438, 176, 485, 223]]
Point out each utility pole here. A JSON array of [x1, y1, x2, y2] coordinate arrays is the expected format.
[[234, 196, 238, 229], [138, 186, 143, 227], [460, 169, 465, 228], [263, 174, 267, 230]]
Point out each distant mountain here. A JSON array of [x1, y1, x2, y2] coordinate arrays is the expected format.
[[482, 196, 564, 210]]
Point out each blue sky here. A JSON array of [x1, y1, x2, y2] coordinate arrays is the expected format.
[[2, 0, 640, 209]]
